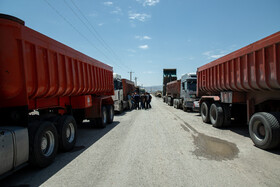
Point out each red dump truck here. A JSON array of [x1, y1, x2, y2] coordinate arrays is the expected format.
[[113, 74, 135, 112], [197, 32, 280, 150], [166, 80, 181, 106], [0, 14, 114, 177]]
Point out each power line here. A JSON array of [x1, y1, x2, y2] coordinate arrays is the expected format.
[[68, 0, 130, 70], [43, 0, 112, 63], [63, 0, 125, 70], [43, 0, 127, 71]]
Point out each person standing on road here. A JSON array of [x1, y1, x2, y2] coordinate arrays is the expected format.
[[141, 93, 146, 109], [130, 92, 135, 110], [133, 92, 140, 110], [147, 92, 152, 108]]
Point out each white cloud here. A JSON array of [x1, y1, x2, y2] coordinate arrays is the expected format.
[[139, 45, 149, 49], [104, 1, 113, 6], [203, 50, 225, 59], [129, 12, 151, 22], [127, 49, 136, 53], [210, 54, 224, 59], [137, 0, 160, 6], [143, 36, 151, 40], [111, 7, 122, 14], [98, 23, 104, 26], [143, 71, 154, 74], [135, 35, 152, 40]]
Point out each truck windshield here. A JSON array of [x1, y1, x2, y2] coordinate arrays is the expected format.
[[187, 80, 197, 91], [114, 80, 122, 90]]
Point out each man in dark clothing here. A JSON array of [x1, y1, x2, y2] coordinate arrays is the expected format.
[[140, 94, 146, 109], [133, 92, 140, 110], [147, 92, 152, 108]]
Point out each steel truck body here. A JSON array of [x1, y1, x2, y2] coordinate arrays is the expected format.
[[197, 32, 280, 150], [166, 80, 181, 106], [0, 14, 114, 178]]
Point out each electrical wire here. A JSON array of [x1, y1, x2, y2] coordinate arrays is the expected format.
[[69, 0, 130, 70], [43, 0, 128, 71]]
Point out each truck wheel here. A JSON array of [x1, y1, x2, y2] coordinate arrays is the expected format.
[[29, 121, 58, 168], [201, 101, 210, 123], [106, 105, 114, 124], [222, 104, 231, 127], [96, 106, 107, 128], [249, 112, 280, 150], [57, 115, 77, 152], [210, 103, 224, 128]]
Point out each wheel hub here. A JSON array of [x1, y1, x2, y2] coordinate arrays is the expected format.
[[258, 124, 266, 138], [41, 136, 48, 151], [40, 130, 55, 156], [103, 110, 107, 124], [66, 123, 75, 143]]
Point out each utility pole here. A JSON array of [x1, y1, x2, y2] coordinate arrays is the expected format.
[[128, 71, 134, 81], [134, 77, 137, 86]]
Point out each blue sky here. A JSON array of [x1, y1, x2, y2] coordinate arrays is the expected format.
[[1, 0, 280, 86]]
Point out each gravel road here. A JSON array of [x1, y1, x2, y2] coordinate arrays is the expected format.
[[1, 97, 280, 187]]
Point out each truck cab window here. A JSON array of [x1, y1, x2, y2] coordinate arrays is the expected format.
[[187, 80, 197, 91], [114, 80, 122, 90]]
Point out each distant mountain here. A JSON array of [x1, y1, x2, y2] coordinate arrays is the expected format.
[[144, 85, 162, 93]]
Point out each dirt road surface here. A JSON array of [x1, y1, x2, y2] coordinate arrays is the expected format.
[[1, 97, 280, 186]]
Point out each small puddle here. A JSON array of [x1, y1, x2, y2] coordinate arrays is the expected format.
[[192, 133, 239, 161]]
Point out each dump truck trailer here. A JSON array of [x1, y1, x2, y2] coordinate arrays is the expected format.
[[197, 32, 280, 150], [0, 14, 114, 178], [166, 80, 181, 106]]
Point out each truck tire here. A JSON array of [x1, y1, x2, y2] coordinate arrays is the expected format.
[[249, 112, 280, 150], [29, 121, 58, 168], [201, 101, 210, 123], [210, 103, 224, 128], [57, 115, 77, 152], [222, 104, 231, 127], [96, 106, 107, 128], [106, 105, 114, 124]]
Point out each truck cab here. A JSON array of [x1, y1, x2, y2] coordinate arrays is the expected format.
[[113, 74, 125, 112], [173, 73, 199, 111], [181, 73, 198, 111]]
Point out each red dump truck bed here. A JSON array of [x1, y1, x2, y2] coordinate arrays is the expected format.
[[0, 15, 114, 110], [197, 32, 280, 96], [121, 79, 135, 100], [166, 80, 181, 98]]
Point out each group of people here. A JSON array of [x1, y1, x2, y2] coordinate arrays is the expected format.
[[128, 92, 152, 110]]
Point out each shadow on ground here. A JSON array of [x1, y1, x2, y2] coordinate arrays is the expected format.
[[0, 121, 120, 187]]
